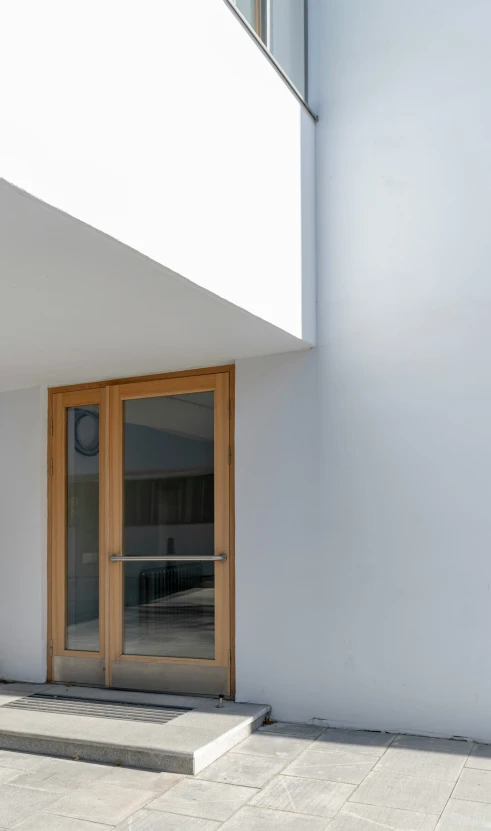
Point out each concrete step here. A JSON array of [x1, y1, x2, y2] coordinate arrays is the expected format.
[[0, 684, 269, 775]]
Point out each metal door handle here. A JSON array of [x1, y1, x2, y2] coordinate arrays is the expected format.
[[110, 554, 227, 562]]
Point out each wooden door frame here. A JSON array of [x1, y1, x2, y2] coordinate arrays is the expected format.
[[47, 364, 236, 697]]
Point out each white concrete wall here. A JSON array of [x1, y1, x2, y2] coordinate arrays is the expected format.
[[236, 0, 491, 742], [270, 0, 306, 97], [0, 388, 47, 683], [235, 352, 320, 714], [0, 0, 315, 343]]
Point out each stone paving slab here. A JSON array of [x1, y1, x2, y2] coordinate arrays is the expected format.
[[436, 798, 491, 829], [97, 766, 184, 793], [0, 718, 490, 828], [258, 722, 326, 739], [373, 742, 468, 782], [314, 729, 395, 757], [196, 750, 286, 788], [328, 803, 438, 830], [0, 783, 59, 828], [10, 756, 110, 793], [14, 815, 113, 831], [220, 805, 329, 830], [250, 773, 355, 818], [231, 733, 309, 760], [452, 766, 491, 803], [46, 782, 155, 825], [282, 746, 380, 784], [147, 778, 258, 822], [0, 767, 26, 785], [0, 749, 47, 770], [116, 811, 222, 830], [466, 743, 491, 770], [350, 771, 454, 815]]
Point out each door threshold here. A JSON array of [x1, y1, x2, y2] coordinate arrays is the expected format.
[[46, 681, 221, 708], [0, 684, 268, 775]]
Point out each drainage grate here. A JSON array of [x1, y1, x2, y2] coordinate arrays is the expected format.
[[5, 694, 191, 725]]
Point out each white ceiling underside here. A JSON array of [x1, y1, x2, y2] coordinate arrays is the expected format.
[[0, 180, 308, 392]]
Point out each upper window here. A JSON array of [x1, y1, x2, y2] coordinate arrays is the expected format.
[[231, 0, 307, 99]]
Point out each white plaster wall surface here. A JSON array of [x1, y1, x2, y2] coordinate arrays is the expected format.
[[236, 0, 491, 742], [0, 0, 315, 342], [0, 388, 47, 683], [235, 352, 320, 713], [270, 0, 306, 97]]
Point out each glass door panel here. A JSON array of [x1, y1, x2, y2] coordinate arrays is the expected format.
[[51, 389, 106, 688], [122, 392, 215, 659], [66, 405, 100, 651]]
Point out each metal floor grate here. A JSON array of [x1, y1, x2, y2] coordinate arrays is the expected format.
[[5, 694, 191, 725]]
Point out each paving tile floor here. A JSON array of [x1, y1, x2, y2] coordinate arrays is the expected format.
[[0, 721, 490, 828]]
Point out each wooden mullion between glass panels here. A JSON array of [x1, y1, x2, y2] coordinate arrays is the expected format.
[[107, 385, 123, 681], [255, 0, 262, 38]]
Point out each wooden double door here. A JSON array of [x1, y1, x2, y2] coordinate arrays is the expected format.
[[49, 369, 233, 696]]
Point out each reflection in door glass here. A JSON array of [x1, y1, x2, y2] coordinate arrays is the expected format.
[[123, 392, 215, 659], [66, 405, 100, 651]]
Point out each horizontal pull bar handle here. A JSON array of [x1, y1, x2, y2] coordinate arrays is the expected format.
[[110, 554, 227, 563]]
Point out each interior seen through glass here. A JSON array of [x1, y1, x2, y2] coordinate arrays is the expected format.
[[123, 392, 215, 660], [66, 404, 100, 651]]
